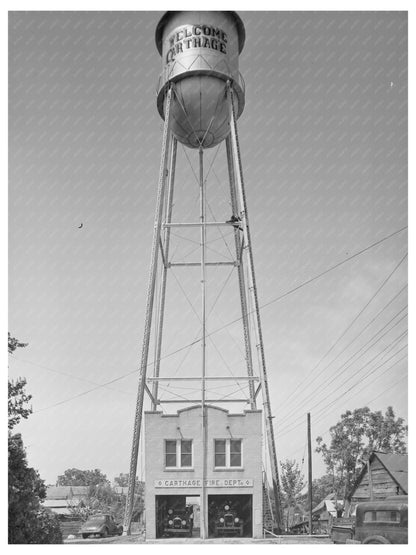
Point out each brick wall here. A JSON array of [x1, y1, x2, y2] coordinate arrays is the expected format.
[[144, 405, 263, 538]]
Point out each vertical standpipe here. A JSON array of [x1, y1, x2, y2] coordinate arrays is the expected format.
[[199, 147, 208, 539]]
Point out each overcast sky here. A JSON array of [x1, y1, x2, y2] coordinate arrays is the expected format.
[[9, 10, 407, 486]]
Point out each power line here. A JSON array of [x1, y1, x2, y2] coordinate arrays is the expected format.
[[308, 345, 407, 426], [380, 330, 408, 359], [278, 308, 407, 425], [278, 347, 407, 439], [279, 253, 407, 412], [203, 228, 408, 343], [311, 358, 408, 431], [23, 227, 407, 414], [279, 284, 407, 412], [283, 372, 408, 462], [9, 356, 134, 397], [260, 226, 407, 310], [278, 340, 407, 435]]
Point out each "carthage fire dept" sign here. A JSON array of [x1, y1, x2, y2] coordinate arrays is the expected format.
[[154, 478, 253, 488], [165, 24, 228, 63]]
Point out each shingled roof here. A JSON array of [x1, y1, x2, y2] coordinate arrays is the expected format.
[[46, 485, 90, 500]]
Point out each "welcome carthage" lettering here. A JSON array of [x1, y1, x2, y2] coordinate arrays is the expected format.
[[166, 25, 228, 63]]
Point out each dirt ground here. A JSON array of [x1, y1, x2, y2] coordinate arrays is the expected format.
[[65, 533, 332, 545]]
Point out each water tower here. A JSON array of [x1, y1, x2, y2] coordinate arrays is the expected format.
[[123, 11, 283, 538]]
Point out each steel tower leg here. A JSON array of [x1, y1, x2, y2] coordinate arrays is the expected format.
[[227, 84, 284, 533], [225, 135, 256, 409], [123, 87, 173, 535], [151, 137, 178, 409]]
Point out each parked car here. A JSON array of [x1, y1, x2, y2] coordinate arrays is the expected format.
[[331, 496, 408, 544], [80, 514, 123, 539], [354, 496, 408, 544]]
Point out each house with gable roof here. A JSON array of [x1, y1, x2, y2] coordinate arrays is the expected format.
[[349, 451, 407, 505], [43, 485, 90, 516]]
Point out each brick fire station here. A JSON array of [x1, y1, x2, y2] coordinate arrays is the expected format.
[[144, 405, 263, 539]]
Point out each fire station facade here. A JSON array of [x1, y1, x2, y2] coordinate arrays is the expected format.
[[144, 404, 263, 539]]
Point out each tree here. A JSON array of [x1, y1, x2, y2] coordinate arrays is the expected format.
[[8, 334, 62, 543], [8, 434, 62, 543], [316, 406, 407, 502], [310, 473, 339, 509], [280, 459, 305, 530], [8, 378, 32, 430], [114, 473, 129, 487], [56, 468, 110, 487], [66, 481, 144, 524], [8, 332, 28, 354], [8, 334, 32, 430], [366, 406, 408, 453]]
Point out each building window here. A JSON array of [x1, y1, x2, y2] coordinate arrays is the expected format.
[[214, 439, 242, 468], [230, 439, 242, 467], [181, 439, 192, 467], [215, 440, 226, 467], [165, 440, 177, 467], [165, 439, 193, 468]]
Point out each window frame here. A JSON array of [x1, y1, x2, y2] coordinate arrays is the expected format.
[[214, 438, 243, 469], [164, 439, 193, 469], [363, 510, 401, 524]]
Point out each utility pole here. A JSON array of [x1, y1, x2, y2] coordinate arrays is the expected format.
[[307, 412, 313, 535]]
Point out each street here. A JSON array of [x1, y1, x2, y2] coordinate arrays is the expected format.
[[64, 533, 332, 545]]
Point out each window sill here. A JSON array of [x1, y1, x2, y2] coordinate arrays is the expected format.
[[213, 467, 244, 472], [164, 468, 195, 472]]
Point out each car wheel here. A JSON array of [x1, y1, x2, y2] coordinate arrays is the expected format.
[[82, 534, 89, 539], [101, 528, 109, 538], [363, 536, 390, 544]]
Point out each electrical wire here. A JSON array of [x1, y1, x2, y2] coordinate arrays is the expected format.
[[10, 356, 134, 397], [279, 253, 407, 411], [278, 339, 407, 435], [311, 360, 408, 432], [22, 227, 407, 414], [278, 308, 407, 426], [283, 371, 407, 462], [279, 283, 407, 411], [278, 347, 407, 439]]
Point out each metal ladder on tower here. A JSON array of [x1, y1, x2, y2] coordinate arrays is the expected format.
[[262, 470, 277, 535]]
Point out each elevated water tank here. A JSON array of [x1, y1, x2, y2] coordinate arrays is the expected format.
[[156, 11, 245, 149]]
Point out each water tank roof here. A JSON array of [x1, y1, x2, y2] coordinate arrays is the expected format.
[[155, 11, 246, 55]]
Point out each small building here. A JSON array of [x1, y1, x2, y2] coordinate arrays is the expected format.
[[144, 404, 263, 539], [43, 486, 90, 538], [349, 451, 408, 506], [43, 486, 90, 516], [312, 494, 344, 533]]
